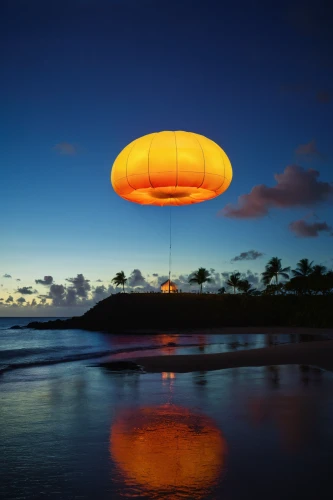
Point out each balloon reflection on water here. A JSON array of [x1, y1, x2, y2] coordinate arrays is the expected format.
[[110, 404, 227, 498]]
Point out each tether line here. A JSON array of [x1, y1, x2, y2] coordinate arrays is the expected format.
[[168, 205, 172, 293]]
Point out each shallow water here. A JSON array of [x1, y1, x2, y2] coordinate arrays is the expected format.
[[1, 317, 331, 377], [1, 363, 333, 499], [1, 318, 333, 499]]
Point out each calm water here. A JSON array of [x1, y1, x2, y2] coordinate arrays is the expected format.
[[1, 318, 333, 499]]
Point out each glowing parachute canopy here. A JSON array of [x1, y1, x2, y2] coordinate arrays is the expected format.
[[111, 131, 232, 206]]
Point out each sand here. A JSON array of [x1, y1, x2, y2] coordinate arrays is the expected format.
[[124, 326, 333, 335], [132, 339, 333, 373]]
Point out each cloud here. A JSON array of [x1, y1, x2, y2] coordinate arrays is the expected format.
[[220, 165, 333, 219], [96, 279, 103, 282], [66, 274, 91, 298], [35, 276, 53, 285], [244, 270, 260, 286], [128, 269, 147, 287], [295, 140, 324, 161], [91, 284, 116, 303], [53, 142, 77, 155], [3, 274, 12, 278], [289, 219, 333, 238], [17, 286, 37, 295], [279, 83, 332, 103], [30, 299, 37, 307], [49, 284, 66, 306], [6, 295, 13, 303], [17, 297, 26, 304], [152, 273, 159, 277], [94, 285, 107, 295], [316, 91, 332, 103], [231, 250, 264, 262], [42, 274, 92, 307], [16, 278, 21, 281]]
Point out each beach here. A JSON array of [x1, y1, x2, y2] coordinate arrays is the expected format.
[[2, 318, 333, 499], [124, 326, 333, 335], [132, 337, 333, 373]]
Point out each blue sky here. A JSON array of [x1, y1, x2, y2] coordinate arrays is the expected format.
[[1, 0, 332, 316]]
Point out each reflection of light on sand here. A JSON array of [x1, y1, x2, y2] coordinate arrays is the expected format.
[[110, 405, 227, 498]]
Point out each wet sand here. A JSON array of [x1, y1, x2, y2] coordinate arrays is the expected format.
[[132, 339, 333, 373], [124, 327, 333, 335]]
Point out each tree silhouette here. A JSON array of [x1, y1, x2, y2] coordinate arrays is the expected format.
[[292, 258, 314, 277], [311, 264, 327, 277], [226, 272, 241, 294], [262, 257, 290, 285], [188, 268, 212, 293], [112, 271, 127, 293], [237, 279, 255, 295], [308, 265, 330, 295]]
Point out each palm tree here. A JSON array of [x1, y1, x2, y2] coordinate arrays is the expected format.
[[308, 264, 328, 295], [292, 258, 314, 277], [188, 268, 212, 293], [237, 279, 255, 295], [262, 257, 290, 285], [112, 271, 127, 292], [311, 264, 327, 277], [226, 272, 241, 294]]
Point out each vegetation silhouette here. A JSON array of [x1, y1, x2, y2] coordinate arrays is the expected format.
[[112, 271, 127, 293], [226, 272, 241, 294], [188, 268, 212, 293], [24, 255, 333, 332], [292, 259, 314, 278], [26, 292, 333, 332], [262, 257, 290, 285], [237, 279, 256, 295]]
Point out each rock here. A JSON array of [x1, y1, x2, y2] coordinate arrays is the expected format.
[[99, 361, 143, 372]]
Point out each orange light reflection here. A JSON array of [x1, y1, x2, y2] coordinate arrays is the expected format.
[[110, 405, 227, 498]]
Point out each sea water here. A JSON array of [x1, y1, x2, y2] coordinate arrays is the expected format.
[[1, 317, 333, 499]]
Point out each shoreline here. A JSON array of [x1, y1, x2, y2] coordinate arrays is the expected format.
[[123, 326, 333, 335], [129, 339, 333, 373]]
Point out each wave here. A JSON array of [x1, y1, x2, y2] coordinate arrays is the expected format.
[[0, 345, 90, 361], [0, 349, 115, 375], [0, 342, 201, 376]]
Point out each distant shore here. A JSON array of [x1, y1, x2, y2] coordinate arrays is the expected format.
[[130, 339, 333, 373]]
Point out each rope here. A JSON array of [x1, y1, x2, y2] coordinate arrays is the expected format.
[[169, 206, 172, 293]]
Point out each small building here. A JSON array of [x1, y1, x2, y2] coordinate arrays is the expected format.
[[160, 279, 178, 293]]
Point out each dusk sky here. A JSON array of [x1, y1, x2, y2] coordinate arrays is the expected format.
[[1, 0, 332, 316]]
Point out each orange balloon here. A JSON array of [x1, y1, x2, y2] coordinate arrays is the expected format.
[[110, 405, 227, 497], [111, 131, 233, 206]]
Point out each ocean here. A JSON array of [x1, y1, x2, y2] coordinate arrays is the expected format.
[[1, 317, 333, 499]]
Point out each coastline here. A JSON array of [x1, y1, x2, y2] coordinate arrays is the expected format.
[[123, 326, 333, 335], [130, 339, 333, 373]]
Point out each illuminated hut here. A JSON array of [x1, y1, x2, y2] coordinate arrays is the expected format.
[[160, 279, 178, 293]]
